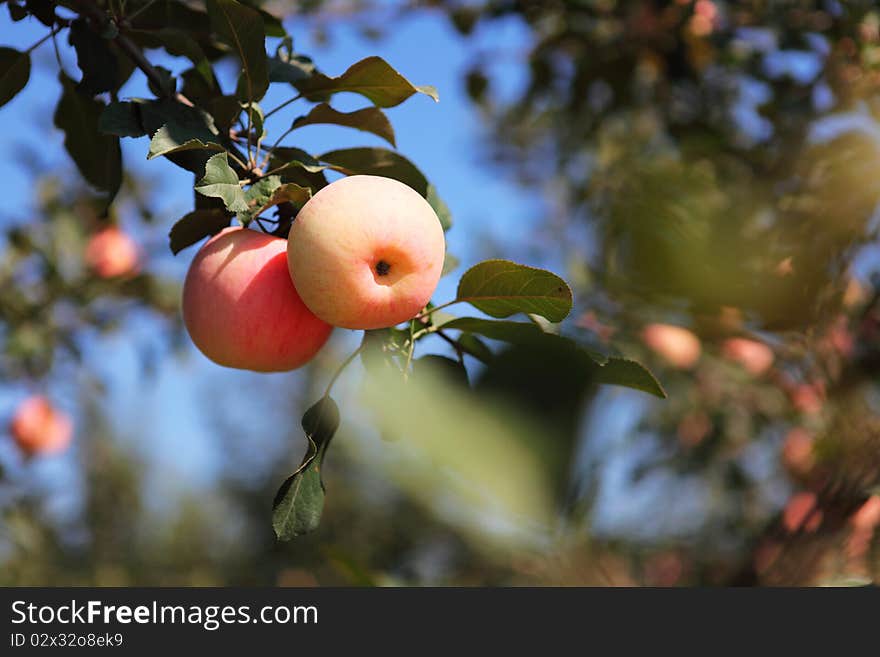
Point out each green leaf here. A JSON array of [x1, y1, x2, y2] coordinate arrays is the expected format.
[[136, 98, 226, 173], [457, 333, 493, 364], [296, 56, 438, 108], [195, 152, 248, 213], [319, 147, 428, 194], [240, 176, 310, 221], [440, 317, 549, 345], [131, 28, 213, 85], [291, 103, 396, 146], [241, 101, 265, 140], [593, 357, 666, 399], [0, 47, 29, 108], [427, 183, 452, 231], [268, 54, 314, 84], [54, 74, 121, 207], [168, 209, 231, 254], [442, 317, 665, 398], [99, 102, 146, 137], [207, 95, 242, 135], [148, 125, 225, 160], [206, 0, 268, 103], [455, 260, 573, 322], [69, 18, 118, 94], [270, 147, 328, 174], [414, 355, 469, 388], [273, 396, 341, 540]]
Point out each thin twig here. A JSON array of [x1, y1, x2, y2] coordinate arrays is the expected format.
[[323, 342, 366, 398], [125, 0, 158, 23], [264, 93, 302, 120], [25, 24, 66, 54]]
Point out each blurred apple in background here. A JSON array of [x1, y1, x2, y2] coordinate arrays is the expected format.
[[641, 323, 701, 369], [721, 337, 774, 376], [9, 395, 73, 456], [85, 226, 140, 278]]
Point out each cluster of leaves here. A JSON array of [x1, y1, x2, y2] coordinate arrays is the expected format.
[[1, 0, 665, 539]]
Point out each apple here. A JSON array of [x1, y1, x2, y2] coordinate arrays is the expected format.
[[182, 227, 333, 371], [286, 175, 446, 330], [85, 226, 140, 278], [721, 337, 774, 375], [641, 323, 701, 369], [781, 427, 815, 477], [9, 395, 73, 456], [783, 491, 822, 533]]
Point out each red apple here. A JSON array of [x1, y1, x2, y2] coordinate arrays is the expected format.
[[721, 337, 774, 376], [9, 395, 73, 456], [85, 226, 140, 278], [641, 323, 701, 369], [287, 175, 446, 330], [182, 227, 333, 371]]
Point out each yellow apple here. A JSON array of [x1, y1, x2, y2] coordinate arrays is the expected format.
[[287, 175, 446, 330]]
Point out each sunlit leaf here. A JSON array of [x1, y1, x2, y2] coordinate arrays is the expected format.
[[456, 260, 573, 322], [292, 103, 396, 147], [194, 152, 247, 213], [296, 56, 438, 108]]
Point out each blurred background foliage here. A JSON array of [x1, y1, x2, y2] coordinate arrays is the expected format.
[[2, 0, 880, 585]]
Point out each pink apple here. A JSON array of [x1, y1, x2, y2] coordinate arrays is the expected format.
[[85, 226, 140, 278], [721, 337, 774, 376], [641, 323, 701, 369], [9, 395, 73, 456], [286, 175, 446, 330], [783, 491, 822, 533], [182, 227, 333, 371]]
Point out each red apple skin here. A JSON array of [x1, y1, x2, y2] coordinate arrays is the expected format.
[[85, 227, 140, 278], [721, 337, 774, 375], [287, 175, 446, 330], [9, 395, 73, 456], [641, 323, 701, 369], [182, 227, 333, 372]]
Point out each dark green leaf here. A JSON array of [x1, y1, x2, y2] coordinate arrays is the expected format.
[[7, 2, 27, 21], [207, 95, 242, 135], [206, 0, 268, 103], [414, 355, 469, 387], [268, 54, 314, 84], [273, 396, 341, 540], [69, 18, 117, 94], [137, 98, 225, 173], [291, 103, 396, 146], [146, 65, 176, 97], [99, 102, 146, 137], [168, 209, 231, 254], [0, 47, 30, 108], [296, 56, 438, 108], [456, 333, 493, 364], [195, 152, 248, 213], [132, 28, 213, 85], [270, 146, 328, 174], [593, 357, 666, 398], [25, 0, 55, 27], [319, 147, 428, 194], [455, 259, 573, 322], [445, 317, 664, 398], [54, 74, 121, 207], [440, 317, 550, 345]]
